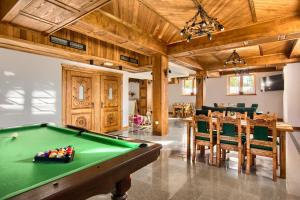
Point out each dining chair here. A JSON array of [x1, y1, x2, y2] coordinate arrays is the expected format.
[[251, 104, 258, 109], [211, 111, 226, 118], [236, 103, 245, 108], [246, 118, 277, 181], [253, 113, 277, 121], [227, 111, 247, 120], [217, 116, 244, 173], [193, 114, 216, 165]]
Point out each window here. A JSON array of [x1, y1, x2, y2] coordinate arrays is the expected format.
[[182, 78, 196, 95], [227, 74, 256, 95]]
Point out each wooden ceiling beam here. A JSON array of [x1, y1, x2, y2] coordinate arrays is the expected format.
[[206, 53, 300, 71], [68, 10, 203, 70], [169, 57, 203, 71], [68, 9, 167, 56], [248, 0, 257, 23], [0, 0, 31, 21], [168, 15, 300, 57], [46, 0, 111, 34], [219, 66, 281, 76], [289, 39, 300, 58]]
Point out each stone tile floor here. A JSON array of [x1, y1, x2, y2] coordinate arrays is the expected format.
[[88, 118, 300, 200]]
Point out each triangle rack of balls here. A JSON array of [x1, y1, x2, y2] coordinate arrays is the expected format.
[[33, 146, 75, 163]]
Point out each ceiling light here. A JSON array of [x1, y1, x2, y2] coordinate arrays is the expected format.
[[103, 62, 114, 66], [180, 0, 224, 42], [224, 50, 246, 67]]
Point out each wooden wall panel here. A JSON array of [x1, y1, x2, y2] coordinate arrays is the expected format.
[[0, 22, 152, 72]]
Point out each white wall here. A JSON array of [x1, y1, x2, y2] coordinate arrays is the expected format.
[[284, 63, 300, 127], [205, 72, 284, 118], [128, 82, 140, 100], [168, 80, 196, 110], [0, 48, 130, 128]]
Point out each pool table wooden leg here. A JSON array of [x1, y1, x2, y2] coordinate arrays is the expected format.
[[111, 176, 131, 200]]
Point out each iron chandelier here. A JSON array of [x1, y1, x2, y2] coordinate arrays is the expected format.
[[224, 50, 246, 66], [180, 0, 224, 42]]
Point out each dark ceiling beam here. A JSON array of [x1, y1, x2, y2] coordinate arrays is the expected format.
[[289, 39, 300, 58]]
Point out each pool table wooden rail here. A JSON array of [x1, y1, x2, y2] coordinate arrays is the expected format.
[[8, 126, 161, 200]]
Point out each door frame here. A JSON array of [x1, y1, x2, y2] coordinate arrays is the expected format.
[[61, 64, 123, 132]]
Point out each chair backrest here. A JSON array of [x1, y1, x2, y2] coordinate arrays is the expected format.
[[247, 118, 277, 141], [251, 104, 258, 108], [211, 111, 226, 119], [227, 111, 247, 120], [196, 109, 211, 116], [220, 116, 242, 137], [236, 103, 245, 108], [253, 113, 277, 121], [193, 114, 212, 134]]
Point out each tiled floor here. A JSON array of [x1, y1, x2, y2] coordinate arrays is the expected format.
[[89, 119, 300, 200]]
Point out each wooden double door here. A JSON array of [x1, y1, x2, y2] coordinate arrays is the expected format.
[[63, 66, 122, 133]]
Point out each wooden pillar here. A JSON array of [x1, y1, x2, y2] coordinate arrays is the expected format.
[[195, 71, 206, 109], [152, 54, 168, 136]]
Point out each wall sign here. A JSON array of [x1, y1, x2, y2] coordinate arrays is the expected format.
[[50, 36, 86, 51], [120, 55, 138, 65]]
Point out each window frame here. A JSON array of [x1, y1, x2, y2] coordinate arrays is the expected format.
[[182, 78, 196, 96], [227, 74, 256, 96]]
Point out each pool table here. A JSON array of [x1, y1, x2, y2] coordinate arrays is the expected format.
[[0, 123, 161, 200]]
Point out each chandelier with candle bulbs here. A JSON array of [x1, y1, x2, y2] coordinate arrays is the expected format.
[[224, 50, 246, 66], [180, 0, 224, 42]]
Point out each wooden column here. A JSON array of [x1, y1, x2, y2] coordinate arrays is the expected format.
[[152, 54, 168, 136], [195, 71, 206, 109]]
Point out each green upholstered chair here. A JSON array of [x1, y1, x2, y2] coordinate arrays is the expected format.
[[217, 116, 243, 174], [246, 118, 277, 181], [236, 103, 245, 108], [196, 109, 211, 116], [251, 104, 258, 109], [193, 114, 216, 165]]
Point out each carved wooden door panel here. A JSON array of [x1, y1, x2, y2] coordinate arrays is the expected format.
[[100, 75, 121, 132], [65, 71, 95, 131]]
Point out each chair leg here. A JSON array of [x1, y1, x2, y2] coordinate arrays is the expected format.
[[209, 144, 214, 165], [192, 142, 197, 162], [251, 155, 256, 168], [238, 148, 242, 174], [273, 153, 277, 181], [222, 149, 226, 161], [216, 145, 221, 167], [200, 146, 205, 157], [246, 150, 251, 175]]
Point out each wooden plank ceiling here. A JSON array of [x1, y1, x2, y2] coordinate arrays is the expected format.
[[1, 0, 300, 73]]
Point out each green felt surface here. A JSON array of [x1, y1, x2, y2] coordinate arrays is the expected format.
[[0, 124, 139, 200]]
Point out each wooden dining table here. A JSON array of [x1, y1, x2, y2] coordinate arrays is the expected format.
[[183, 117, 294, 179]]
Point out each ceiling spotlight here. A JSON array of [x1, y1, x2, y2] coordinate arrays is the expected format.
[[103, 62, 114, 66]]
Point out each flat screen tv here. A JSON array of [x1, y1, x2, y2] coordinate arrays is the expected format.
[[260, 74, 284, 92]]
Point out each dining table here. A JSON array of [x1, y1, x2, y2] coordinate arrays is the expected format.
[[183, 117, 294, 179]]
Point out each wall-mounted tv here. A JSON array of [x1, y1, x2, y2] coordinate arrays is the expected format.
[[260, 74, 284, 92]]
